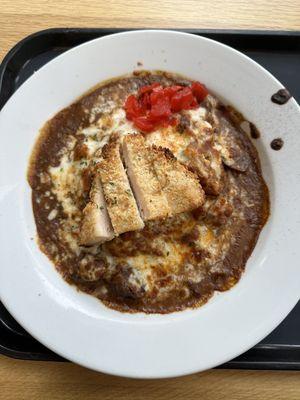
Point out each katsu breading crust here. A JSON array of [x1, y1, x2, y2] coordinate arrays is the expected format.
[[98, 140, 144, 234], [79, 175, 114, 246], [122, 134, 170, 221], [151, 146, 205, 214]]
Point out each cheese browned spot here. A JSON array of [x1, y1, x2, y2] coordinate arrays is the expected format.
[[205, 95, 250, 172], [184, 136, 224, 195]]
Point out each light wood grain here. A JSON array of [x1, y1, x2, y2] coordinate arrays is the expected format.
[[1, 1, 300, 398], [1, 355, 300, 400], [0, 0, 300, 61]]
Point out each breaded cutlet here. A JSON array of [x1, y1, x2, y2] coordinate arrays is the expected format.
[[122, 134, 170, 221], [79, 174, 114, 246], [98, 140, 144, 235]]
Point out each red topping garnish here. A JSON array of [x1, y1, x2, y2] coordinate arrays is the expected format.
[[191, 82, 209, 103], [132, 116, 155, 133], [124, 81, 209, 133], [170, 87, 197, 112]]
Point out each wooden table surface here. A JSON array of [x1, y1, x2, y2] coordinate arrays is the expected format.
[[0, 1, 299, 399]]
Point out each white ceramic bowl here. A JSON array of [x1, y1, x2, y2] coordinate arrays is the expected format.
[[0, 30, 299, 378]]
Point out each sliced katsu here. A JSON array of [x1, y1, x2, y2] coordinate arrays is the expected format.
[[79, 174, 114, 246], [150, 145, 205, 214], [98, 139, 144, 234], [122, 134, 171, 221]]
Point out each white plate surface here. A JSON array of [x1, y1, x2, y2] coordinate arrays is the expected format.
[[0, 30, 299, 378]]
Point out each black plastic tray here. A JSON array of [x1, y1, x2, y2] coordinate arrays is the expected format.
[[0, 28, 299, 369]]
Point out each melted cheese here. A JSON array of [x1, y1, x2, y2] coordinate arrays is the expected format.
[[46, 90, 232, 296], [49, 154, 83, 217]]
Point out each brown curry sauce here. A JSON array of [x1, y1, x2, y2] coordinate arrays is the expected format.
[[28, 72, 269, 313]]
